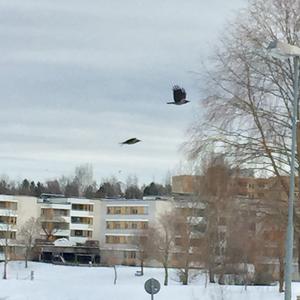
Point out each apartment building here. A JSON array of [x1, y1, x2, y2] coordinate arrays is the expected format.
[[38, 195, 96, 244], [69, 198, 94, 244], [39, 197, 71, 241], [171, 174, 300, 281], [0, 195, 39, 260], [0, 194, 174, 265], [100, 197, 173, 265], [0, 196, 18, 260], [0, 194, 98, 260]]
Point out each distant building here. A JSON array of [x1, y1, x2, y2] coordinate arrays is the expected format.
[[99, 197, 173, 265], [0, 194, 173, 266]]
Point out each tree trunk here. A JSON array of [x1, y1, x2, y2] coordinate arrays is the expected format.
[[218, 272, 224, 285], [209, 267, 215, 283], [298, 238, 300, 276], [3, 259, 7, 280], [182, 268, 188, 285], [205, 270, 208, 288], [25, 249, 28, 268], [113, 265, 117, 285], [3, 235, 8, 279], [243, 262, 248, 291], [140, 259, 144, 276], [181, 262, 189, 285], [163, 263, 168, 286], [279, 256, 284, 293]]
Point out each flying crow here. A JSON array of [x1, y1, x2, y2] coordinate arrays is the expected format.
[[120, 138, 141, 145], [167, 85, 190, 105]]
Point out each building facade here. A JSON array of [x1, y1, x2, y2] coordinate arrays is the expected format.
[[0, 194, 173, 265], [100, 197, 173, 265]]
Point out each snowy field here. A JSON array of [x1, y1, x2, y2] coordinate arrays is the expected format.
[[1, 262, 300, 300]]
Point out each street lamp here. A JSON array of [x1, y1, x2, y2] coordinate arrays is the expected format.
[[267, 40, 300, 300]]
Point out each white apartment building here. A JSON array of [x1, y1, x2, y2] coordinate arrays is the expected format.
[[39, 197, 71, 240], [0, 195, 98, 260], [0, 196, 18, 260], [69, 198, 94, 244], [0, 194, 173, 265], [38, 196, 95, 244], [0, 195, 39, 260], [100, 197, 173, 265]]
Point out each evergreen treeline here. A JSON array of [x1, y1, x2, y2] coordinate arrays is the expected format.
[[0, 166, 172, 199]]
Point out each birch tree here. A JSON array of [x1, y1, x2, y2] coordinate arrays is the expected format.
[[19, 217, 41, 268], [174, 208, 202, 285], [186, 0, 300, 191], [196, 154, 237, 283], [185, 0, 300, 287], [148, 211, 176, 286]]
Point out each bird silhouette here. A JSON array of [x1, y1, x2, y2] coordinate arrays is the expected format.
[[167, 85, 190, 105], [120, 138, 141, 145]]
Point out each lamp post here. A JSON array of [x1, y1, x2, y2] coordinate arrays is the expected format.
[[267, 40, 300, 300]]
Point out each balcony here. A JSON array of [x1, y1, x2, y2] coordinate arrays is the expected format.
[[53, 229, 70, 237], [70, 223, 93, 231], [69, 236, 90, 244], [0, 224, 17, 231], [0, 238, 17, 246], [105, 228, 142, 236], [70, 210, 93, 217], [41, 204, 71, 214], [40, 216, 70, 224], [0, 209, 17, 217]]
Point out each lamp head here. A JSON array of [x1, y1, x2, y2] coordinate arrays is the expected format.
[[267, 40, 300, 60]]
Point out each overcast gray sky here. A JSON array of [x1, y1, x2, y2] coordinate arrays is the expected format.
[[0, 0, 246, 185]]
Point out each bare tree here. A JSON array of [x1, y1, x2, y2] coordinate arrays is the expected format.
[[96, 176, 123, 198], [196, 154, 237, 283], [2, 221, 10, 279], [38, 212, 67, 242], [225, 205, 257, 289], [45, 180, 62, 195], [175, 197, 204, 285], [255, 179, 290, 292], [125, 175, 143, 199], [19, 217, 41, 268], [133, 230, 151, 275], [186, 0, 300, 184], [106, 256, 121, 285], [2, 212, 16, 280], [184, 4, 300, 284], [74, 164, 94, 196], [147, 211, 176, 286]]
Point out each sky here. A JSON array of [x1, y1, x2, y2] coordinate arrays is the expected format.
[[0, 0, 246, 185]]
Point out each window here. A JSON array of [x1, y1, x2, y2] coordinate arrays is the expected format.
[[131, 208, 138, 214], [71, 217, 81, 223], [131, 223, 137, 229], [123, 251, 136, 259]]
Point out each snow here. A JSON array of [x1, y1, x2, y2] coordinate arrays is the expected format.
[[54, 238, 76, 247], [0, 261, 300, 300]]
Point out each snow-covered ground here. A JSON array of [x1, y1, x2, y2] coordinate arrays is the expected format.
[[0, 261, 300, 300]]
